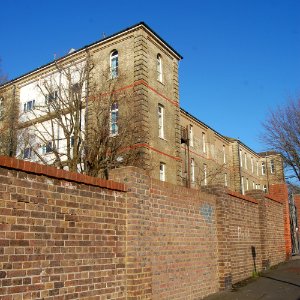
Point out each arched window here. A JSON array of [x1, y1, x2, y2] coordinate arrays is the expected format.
[[110, 50, 118, 79], [157, 54, 162, 82]]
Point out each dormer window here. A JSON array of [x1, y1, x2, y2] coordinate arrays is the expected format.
[[110, 50, 118, 79], [157, 54, 163, 82]]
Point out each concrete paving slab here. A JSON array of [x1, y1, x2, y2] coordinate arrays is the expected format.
[[203, 256, 300, 300]]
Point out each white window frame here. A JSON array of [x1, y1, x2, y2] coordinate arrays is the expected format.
[[158, 104, 164, 139], [244, 153, 247, 170], [251, 157, 254, 173], [223, 145, 226, 164], [262, 161, 266, 175], [23, 147, 32, 159], [256, 161, 259, 176], [203, 164, 207, 185], [202, 132, 206, 153], [270, 159, 275, 174], [159, 162, 165, 181], [0, 96, 4, 119], [189, 125, 194, 147], [42, 141, 53, 154], [110, 50, 118, 79], [110, 102, 118, 136], [23, 100, 35, 112], [45, 91, 58, 105], [191, 158, 195, 182], [263, 185, 267, 193], [246, 178, 249, 191], [224, 173, 228, 187], [157, 54, 163, 82], [240, 149, 243, 167], [241, 176, 245, 195]]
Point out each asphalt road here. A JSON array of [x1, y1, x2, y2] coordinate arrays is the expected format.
[[204, 256, 300, 300]]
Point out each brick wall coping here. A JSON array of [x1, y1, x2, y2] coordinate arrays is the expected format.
[[228, 190, 258, 204], [265, 194, 283, 204], [0, 156, 126, 192]]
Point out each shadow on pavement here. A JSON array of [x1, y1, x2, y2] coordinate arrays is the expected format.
[[261, 275, 300, 288]]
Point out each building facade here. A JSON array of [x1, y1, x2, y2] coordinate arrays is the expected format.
[[0, 22, 285, 193]]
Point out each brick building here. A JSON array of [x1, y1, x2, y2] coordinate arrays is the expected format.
[[0, 22, 285, 193]]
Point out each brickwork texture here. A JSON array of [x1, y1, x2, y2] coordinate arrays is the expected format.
[[0, 156, 290, 299]]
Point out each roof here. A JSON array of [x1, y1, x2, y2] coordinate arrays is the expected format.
[[180, 107, 228, 142], [0, 22, 183, 88]]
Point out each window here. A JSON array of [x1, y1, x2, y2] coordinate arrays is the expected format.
[[0, 96, 4, 119], [263, 185, 267, 193], [246, 178, 249, 191], [223, 145, 226, 164], [158, 104, 164, 138], [270, 159, 275, 174], [241, 176, 245, 195], [252, 181, 255, 189], [202, 133, 206, 153], [110, 102, 118, 136], [239, 149, 243, 167], [70, 135, 75, 147], [23, 100, 35, 112], [191, 158, 195, 182], [23, 147, 32, 159], [42, 141, 53, 154], [256, 161, 259, 176], [159, 162, 165, 181], [261, 161, 266, 175], [251, 157, 254, 173], [203, 164, 207, 185], [110, 50, 118, 79], [244, 153, 247, 169], [157, 54, 163, 82], [224, 173, 228, 187], [189, 125, 194, 147], [45, 91, 58, 104]]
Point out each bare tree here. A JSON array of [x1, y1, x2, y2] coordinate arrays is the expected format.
[[0, 60, 17, 157], [262, 99, 300, 182], [0, 58, 7, 84], [18, 57, 140, 178]]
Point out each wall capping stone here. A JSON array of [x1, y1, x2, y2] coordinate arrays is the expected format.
[[0, 155, 126, 192]]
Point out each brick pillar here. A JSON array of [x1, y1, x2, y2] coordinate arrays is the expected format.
[[110, 167, 152, 299], [269, 184, 292, 259], [201, 185, 232, 290]]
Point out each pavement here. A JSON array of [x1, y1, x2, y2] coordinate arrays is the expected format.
[[203, 255, 300, 300]]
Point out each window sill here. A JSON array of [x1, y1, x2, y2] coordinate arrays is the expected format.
[[159, 136, 168, 142]]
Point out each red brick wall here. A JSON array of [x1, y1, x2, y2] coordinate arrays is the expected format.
[[227, 193, 261, 284], [0, 157, 289, 299], [0, 157, 127, 299], [111, 167, 219, 299]]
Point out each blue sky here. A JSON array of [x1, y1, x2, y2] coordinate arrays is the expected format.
[[1, 0, 299, 152]]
